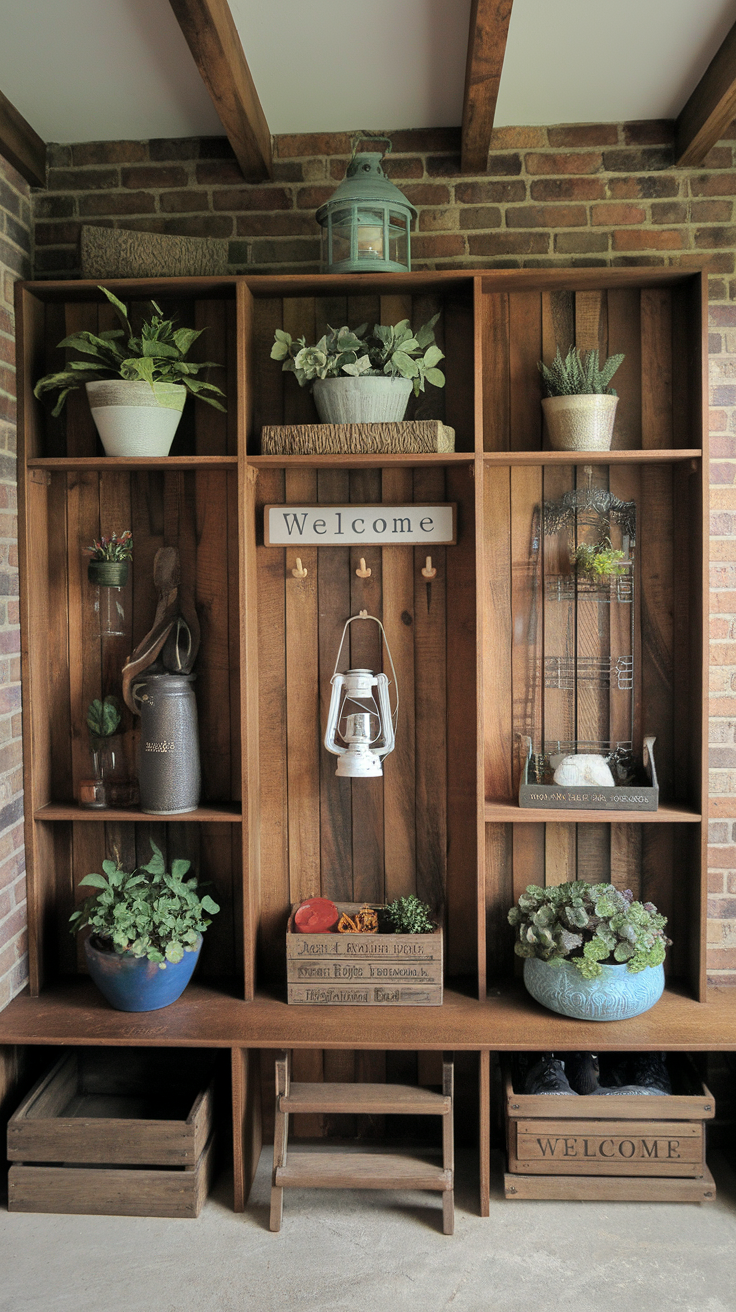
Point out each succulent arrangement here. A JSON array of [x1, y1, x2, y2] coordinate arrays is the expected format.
[[271, 315, 445, 397], [34, 286, 226, 416], [382, 894, 435, 935], [539, 346, 624, 398], [508, 882, 671, 980], [86, 696, 121, 747], [572, 537, 627, 581], [70, 839, 220, 967], [85, 530, 133, 563]]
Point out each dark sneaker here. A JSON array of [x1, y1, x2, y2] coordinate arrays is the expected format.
[[627, 1053, 671, 1094], [563, 1052, 600, 1095], [598, 1053, 631, 1088], [599, 1084, 660, 1096], [523, 1054, 576, 1095]]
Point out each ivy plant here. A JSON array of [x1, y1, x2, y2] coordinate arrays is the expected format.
[[271, 314, 445, 397], [34, 286, 226, 416], [70, 840, 220, 968], [508, 881, 671, 980], [539, 346, 624, 397]]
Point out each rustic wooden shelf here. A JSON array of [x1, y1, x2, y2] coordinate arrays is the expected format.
[[484, 801, 701, 823], [481, 449, 701, 464], [27, 456, 238, 471], [248, 452, 475, 468], [274, 1152, 450, 1191], [281, 1082, 451, 1115], [34, 803, 242, 823]]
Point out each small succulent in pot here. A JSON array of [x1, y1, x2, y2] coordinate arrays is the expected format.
[[86, 529, 132, 586], [508, 881, 671, 980], [539, 347, 624, 398], [381, 894, 436, 934], [537, 346, 625, 453]]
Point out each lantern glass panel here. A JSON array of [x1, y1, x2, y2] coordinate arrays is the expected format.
[[329, 210, 353, 266], [388, 211, 408, 267], [356, 209, 385, 261]]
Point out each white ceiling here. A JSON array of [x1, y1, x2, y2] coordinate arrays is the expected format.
[[0, 0, 733, 143]]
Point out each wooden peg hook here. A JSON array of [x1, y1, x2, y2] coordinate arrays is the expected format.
[[355, 557, 372, 578], [421, 556, 437, 580], [291, 557, 308, 579]]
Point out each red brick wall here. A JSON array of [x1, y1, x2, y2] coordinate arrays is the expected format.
[[0, 153, 29, 1011], [24, 121, 736, 988]]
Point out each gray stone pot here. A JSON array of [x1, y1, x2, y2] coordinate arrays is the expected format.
[[542, 393, 618, 451], [312, 375, 413, 424], [131, 673, 201, 815], [86, 379, 186, 457]]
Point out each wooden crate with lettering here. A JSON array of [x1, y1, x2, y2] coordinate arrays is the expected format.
[[286, 903, 443, 1005], [502, 1058, 716, 1203]]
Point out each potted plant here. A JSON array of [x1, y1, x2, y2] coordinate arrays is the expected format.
[[271, 315, 445, 423], [79, 696, 123, 809], [538, 346, 624, 451], [572, 537, 627, 582], [508, 881, 671, 1021], [34, 286, 226, 457], [86, 529, 132, 587], [70, 840, 220, 1012]]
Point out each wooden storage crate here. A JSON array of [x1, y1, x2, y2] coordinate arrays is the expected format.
[[503, 1057, 716, 1202], [286, 903, 443, 1005], [7, 1049, 216, 1217]]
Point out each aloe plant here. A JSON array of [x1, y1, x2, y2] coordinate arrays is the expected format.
[[34, 286, 226, 416], [271, 315, 445, 397], [539, 346, 624, 398]]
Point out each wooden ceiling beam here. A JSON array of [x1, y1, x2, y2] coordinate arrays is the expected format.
[[461, 0, 514, 174], [168, 0, 272, 181], [0, 89, 46, 189], [676, 17, 736, 167]]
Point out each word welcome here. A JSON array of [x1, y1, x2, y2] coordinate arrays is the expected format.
[[265, 503, 456, 546]]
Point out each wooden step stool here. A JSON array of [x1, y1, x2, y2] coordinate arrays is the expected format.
[[270, 1051, 455, 1234]]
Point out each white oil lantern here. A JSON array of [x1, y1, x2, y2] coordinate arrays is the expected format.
[[324, 612, 398, 778]]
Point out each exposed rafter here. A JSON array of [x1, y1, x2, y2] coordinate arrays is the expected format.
[[676, 17, 736, 167], [0, 88, 45, 189], [461, 0, 514, 174], [168, 0, 272, 181]]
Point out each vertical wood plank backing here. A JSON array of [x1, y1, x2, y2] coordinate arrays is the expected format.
[[639, 464, 674, 801], [256, 468, 288, 990], [238, 287, 258, 995], [285, 469, 320, 905], [641, 289, 673, 450], [251, 295, 283, 450], [227, 469, 242, 803], [541, 465, 576, 756], [446, 465, 476, 978], [63, 303, 100, 458], [511, 466, 543, 793], [232, 1048, 262, 1211], [576, 824, 610, 884], [509, 293, 543, 452], [98, 471, 134, 783], [193, 471, 232, 800], [349, 468, 384, 905], [610, 824, 642, 899], [607, 289, 642, 450], [290, 1047, 324, 1139], [317, 468, 352, 902], [411, 292, 445, 426], [510, 825, 544, 978], [482, 292, 509, 452], [45, 477, 72, 802], [483, 466, 512, 801], [381, 466, 416, 902], [485, 823, 512, 979], [193, 300, 228, 456], [323, 1049, 356, 1139], [608, 464, 641, 762], [643, 825, 676, 979], [199, 823, 236, 977], [413, 466, 447, 917], [442, 294, 474, 452], [545, 823, 576, 886]]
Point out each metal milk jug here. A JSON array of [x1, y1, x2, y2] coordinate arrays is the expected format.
[[132, 673, 201, 815]]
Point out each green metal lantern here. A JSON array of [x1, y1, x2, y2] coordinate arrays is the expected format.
[[316, 139, 417, 274]]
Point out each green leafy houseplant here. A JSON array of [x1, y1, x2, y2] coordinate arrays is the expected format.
[[85, 530, 133, 563], [382, 895, 436, 934], [70, 840, 220, 967], [572, 538, 627, 581], [86, 696, 121, 748], [539, 346, 624, 398], [34, 286, 226, 416], [508, 882, 671, 980], [271, 315, 445, 397]]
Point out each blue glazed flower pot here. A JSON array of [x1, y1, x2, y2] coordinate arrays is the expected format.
[[84, 935, 202, 1012], [523, 957, 665, 1022]]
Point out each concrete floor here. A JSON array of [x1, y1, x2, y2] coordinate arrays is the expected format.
[[2, 1149, 736, 1312]]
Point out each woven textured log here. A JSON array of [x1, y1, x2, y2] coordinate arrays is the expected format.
[[80, 226, 229, 278], [260, 421, 456, 456]]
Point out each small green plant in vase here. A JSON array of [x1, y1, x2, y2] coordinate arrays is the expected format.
[[34, 286, 226, 458], [537, 346, 625, 453], [381, 894, 436, 934], [572, 536, 628, 583], [79, 696, 127, 810], [70, 839, 220, 1011], [271, 315, 445, 425]]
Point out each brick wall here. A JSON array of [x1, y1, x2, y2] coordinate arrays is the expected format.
[[26, 121, 736, 986], [0, 153, 29, 1011]]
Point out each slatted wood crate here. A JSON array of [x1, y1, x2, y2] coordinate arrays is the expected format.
[[7, 1049, 217, 1217], [287, 903, 443, 1004], [503, 1058, 716, 1202]]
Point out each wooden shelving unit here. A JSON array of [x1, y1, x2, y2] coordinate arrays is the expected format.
[[0, 266, 713, 1221]]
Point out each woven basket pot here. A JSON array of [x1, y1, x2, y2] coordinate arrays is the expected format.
[[86, 380, 186, 457], [542, 393, 618, 451]]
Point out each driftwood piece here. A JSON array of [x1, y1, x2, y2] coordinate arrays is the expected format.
[[260, 421, 456, 456], [80, 225, 229, 279]]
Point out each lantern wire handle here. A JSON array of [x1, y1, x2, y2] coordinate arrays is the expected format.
[[350, 133, 392, 160], [331, 612, 399, 728]]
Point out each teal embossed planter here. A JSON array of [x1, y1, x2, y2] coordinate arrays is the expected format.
[[523, 957, 665, 1022]]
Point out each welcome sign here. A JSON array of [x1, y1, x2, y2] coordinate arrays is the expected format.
[[264, 504, 457, 546]]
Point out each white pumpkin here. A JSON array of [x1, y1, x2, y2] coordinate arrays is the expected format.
[[550, 753, 615, 788]]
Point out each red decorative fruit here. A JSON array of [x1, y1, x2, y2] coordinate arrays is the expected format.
[[294, 898, 339, 933]]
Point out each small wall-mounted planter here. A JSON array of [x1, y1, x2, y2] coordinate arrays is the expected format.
[[87, 559, 129, 587], [518, 735, 659, 812]]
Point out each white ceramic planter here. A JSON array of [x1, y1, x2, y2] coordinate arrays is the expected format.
[[542, 393, 618, 452], [86, 380, 187, 457], [313, 375, 413, 424]]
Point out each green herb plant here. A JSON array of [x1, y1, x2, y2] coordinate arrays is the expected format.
[[508, 881, 671, 980], [86, 696, 121, 749], [34, 286, 226, 416], [572, 537, 627, 581], [271, 315, 445, 397], [85, 529, 133, 562], [539, 346, 624, 398], [70, 839, 220, 967], [382, 894, 435, 934]]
